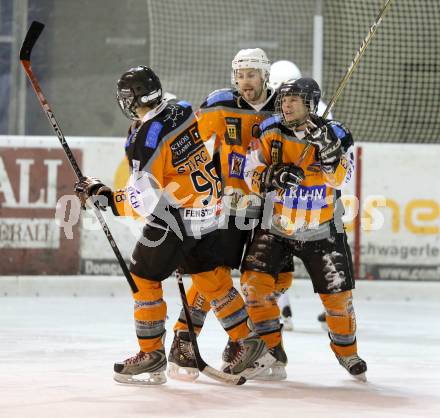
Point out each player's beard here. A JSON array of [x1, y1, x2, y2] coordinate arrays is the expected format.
[[241, 85, 264, 104]]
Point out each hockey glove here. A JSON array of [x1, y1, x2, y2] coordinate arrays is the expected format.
[[261, 163, 305, 193], [74, 176, 112, 210], [305, 120, 342, 174]]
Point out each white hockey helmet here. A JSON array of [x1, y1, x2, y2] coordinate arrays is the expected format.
[[269, 60, 302, 90], [231, 48, 271, 86]]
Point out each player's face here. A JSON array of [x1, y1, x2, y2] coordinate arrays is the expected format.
[[281, 95, 308, 125], [235, 69, 265, 104]]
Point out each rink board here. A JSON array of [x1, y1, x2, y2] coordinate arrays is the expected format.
[[0, 136, 439, 280]]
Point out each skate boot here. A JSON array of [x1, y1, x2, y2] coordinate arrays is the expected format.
[[255, 341, 288, 381], [222, 332, 276, 379], [167, 331, 199, 381], [221, 338, 240, 370], [335, 353, 367, 382], [317, 311, 328, 331], [113, 349, 167, 385], [281, 306, 294, 332]]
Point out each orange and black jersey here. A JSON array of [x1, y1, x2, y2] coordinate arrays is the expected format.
[[245, 114, 354, 241], [110, 99, 222, 237], [197, 88, 277, 217]]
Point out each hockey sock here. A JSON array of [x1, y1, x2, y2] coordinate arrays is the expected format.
[[241, 270, 281, 349], [131, 274, 167, 352], [173, 284, 211, 335], [192, 267, 249, 341], [276, 271, 294, 294], [319, 290, 358, 356]]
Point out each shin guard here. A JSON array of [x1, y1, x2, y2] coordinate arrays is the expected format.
[[173, 283, 211, 335], [241, 270, 281, 348], [319, 290, 358, 356], [192, 267, 249, 341], [132, 274, 167, 353]]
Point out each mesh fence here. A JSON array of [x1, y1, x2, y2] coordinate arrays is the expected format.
[[1, 0, 439, 142], [147, 0, 314, 108], [147, 0, 440, 144], [324, 0, 440, 143]]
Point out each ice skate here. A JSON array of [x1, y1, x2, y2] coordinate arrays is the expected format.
[[222, 332, 276, 379], [221, 338, 240, 370], [113, 349, 167, 385], [254, 341, 288, 381], [317, 311, 328, 331], [167, 331, 199, 382], [281, 306, 294, 332], [335, 353, 367, 382]]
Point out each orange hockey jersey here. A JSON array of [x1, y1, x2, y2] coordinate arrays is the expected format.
[[197, 88, 276, 217], [245, 114, 354, 241], [110, 99, 222, 237]]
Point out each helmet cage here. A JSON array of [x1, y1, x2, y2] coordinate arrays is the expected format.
[[275, 78, 321, 128], [116, 66, 162, 121]]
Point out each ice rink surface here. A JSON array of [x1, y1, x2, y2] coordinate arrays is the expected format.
[[1, 277, 439, 418]]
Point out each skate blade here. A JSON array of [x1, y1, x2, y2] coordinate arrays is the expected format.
[[320, 322, 329, 332], [167, 363, 199, 382], [352, 372, 367, 382], [113, 370, 167, 386], [238, 352, 277, 380], [253, 364, 287, 381], [282, 318, 294, 332]]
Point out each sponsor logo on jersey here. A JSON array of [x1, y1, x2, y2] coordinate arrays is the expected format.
[[281, 185, 328, 210], [228, 152, 246, 179], [183, 206, 217, 220], [170, 124, 203, 166], [224, 117, 242, 145]]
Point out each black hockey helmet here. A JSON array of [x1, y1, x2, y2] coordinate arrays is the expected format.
[[275, 77, 321, 128], [117, 66, 163, 120]]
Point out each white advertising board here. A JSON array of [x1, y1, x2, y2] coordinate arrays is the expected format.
[[1, 136, 439, 280]]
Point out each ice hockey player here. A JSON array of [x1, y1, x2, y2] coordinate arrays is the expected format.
[[269, 60, 333, 119], [269, 59, 332, 331], [168, 49, 292, 382], [242, 77, 367, 381], [73, 65, 275, 385]]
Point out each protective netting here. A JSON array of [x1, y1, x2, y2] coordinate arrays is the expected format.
[[146, 0, 314, 108], [323, 0, 440, 143], [147, 0, 440, 144], [1, 0, 439, 142]]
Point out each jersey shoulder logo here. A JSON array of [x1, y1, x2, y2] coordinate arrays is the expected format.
[[224, 117, 242, 145], [163, 104, 185, 128]]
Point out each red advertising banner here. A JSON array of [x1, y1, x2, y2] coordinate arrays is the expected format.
[[0, 148, 82, 274]]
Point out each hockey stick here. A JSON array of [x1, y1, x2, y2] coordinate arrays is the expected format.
[[20, 21, 138, 294], [295, 0, 395, 166], [175, 269, 246, 385]]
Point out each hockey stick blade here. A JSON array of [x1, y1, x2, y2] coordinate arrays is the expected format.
[[19, 21, 45, 61], [176, 271, 246, 386]]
